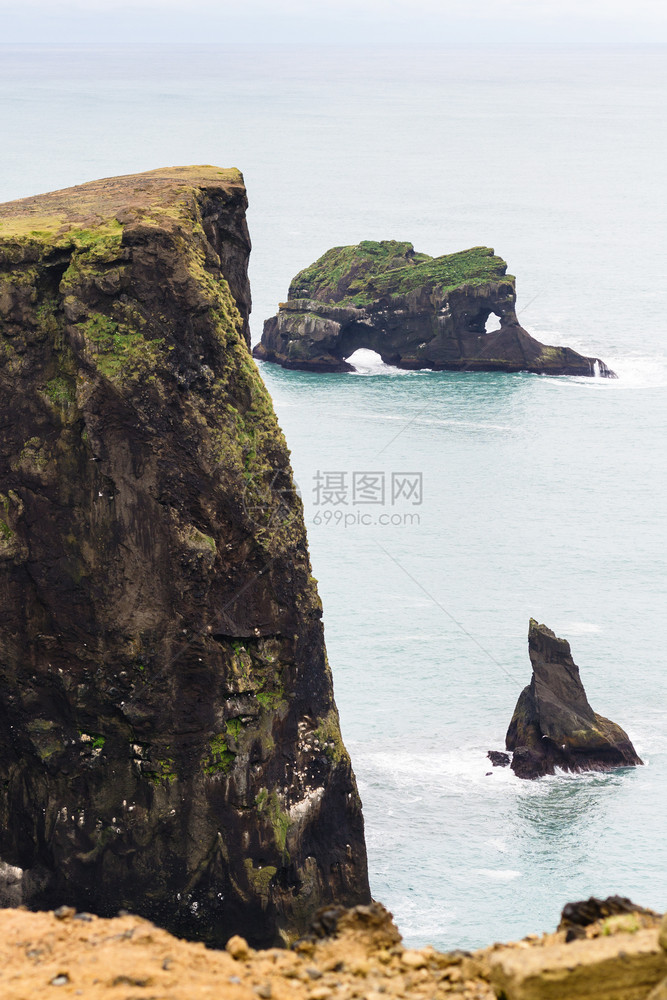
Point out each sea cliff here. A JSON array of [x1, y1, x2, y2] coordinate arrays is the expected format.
[[0, 167, 369, 947]]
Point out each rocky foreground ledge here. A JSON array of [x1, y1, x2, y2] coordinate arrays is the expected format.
[[1, 898, 667, 1000], [254, 241, 614, 377]]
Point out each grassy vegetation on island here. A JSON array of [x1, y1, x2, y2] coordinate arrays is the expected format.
[[288, 240, 512, 307]]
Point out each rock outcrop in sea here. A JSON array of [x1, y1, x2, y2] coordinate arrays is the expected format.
[[504, 619, 642, 779], [254, 240, 614, 376], [0, 167, 369, 946]]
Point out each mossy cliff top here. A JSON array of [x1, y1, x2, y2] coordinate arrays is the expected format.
[[0, 164, 253, 353], [0, 168, 369, 946], [0, 165, 243, 244], [288, 240, 512, 307]]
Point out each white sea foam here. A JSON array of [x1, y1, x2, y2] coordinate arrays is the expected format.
[[558, 621, 602, 635], [603, 354, 667, 388], [528, 344, 667, 390], [345, 348, 405, 376], [393, 900, 459, 950], [359, 745, 519, 791], [485, 838, 510, 854], [474, 869, 522, 881]]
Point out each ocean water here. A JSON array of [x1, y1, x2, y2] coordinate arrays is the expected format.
[[1, 43, 667, 951]]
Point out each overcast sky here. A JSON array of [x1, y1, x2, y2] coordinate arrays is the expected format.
[[2, 0, 667, 44]]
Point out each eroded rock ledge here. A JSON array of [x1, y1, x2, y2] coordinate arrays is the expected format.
[[0, 167, 369, 947], [1, 897, 666, 1000], [254, 241, 614, 377], [504, 620, 642, 779]]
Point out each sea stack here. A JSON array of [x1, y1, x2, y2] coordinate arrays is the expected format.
[[0, 167, 369, 946], [505, 620, 642, 779], [254, 240, 615, 377]]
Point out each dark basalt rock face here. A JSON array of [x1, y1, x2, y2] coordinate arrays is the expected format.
[[0, 167, 369, 946], [506, 620, 642, 779], [254, 241, 615, 377]]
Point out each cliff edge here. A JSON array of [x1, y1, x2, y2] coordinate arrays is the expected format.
[[0, 166, 369, 947], [254, 240, 614, 376]]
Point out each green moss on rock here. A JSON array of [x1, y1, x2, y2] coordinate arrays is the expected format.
[[256, 788, 291, 856], [204, 731, 237, 775], [244, 858, 277, 903], [288, 240, 510, 306], [315, 707, 348, 764], [45, 376, 76, 407]]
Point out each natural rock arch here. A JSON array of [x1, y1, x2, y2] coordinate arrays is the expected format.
[[254, 241, 615, 377]]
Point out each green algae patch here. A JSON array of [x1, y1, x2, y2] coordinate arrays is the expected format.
[[208, 336, 302, 554], [148, 756, 177, 785], [75, 308, 164, 381], [315, 708, 348, 764], [26, 719, 64, 762], [289, 239, 428, 302], [199, 532, 216, 552], [45, 376, 76, 407], [79, 732, 106, 755], [204, 733, 236, 775], [256, 689, 284, 711], [225, 717, 245, 743], [602, 914, 641, 935], [244, 857, 277, 903], [0, 215, 122, 243], [0, 218, 124, 269], [256, 789, 291, 856]]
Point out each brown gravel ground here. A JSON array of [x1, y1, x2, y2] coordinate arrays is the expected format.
[[0, 903, 496, 1000], [0, 901, 662, 1000]]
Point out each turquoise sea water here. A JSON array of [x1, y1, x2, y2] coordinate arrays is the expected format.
[[1, 43, 666, 950]]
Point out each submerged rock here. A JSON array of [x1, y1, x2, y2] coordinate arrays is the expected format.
[[254, 240, 614, 376], [0, 167, 369, 946], [506, 620, 642, 779]]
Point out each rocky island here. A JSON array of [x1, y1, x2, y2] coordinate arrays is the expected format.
[[254, 240, 615, 376], [0, 167, 369, 947], [502, 620, 642, 779]]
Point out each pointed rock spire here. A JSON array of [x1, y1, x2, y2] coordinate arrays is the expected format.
[[505, 619, 642, 779]]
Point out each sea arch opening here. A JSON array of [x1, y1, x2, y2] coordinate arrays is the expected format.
[[336, 321, 400, 368], [344, 347, 387, 373], [485, 311, 502, 334]]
